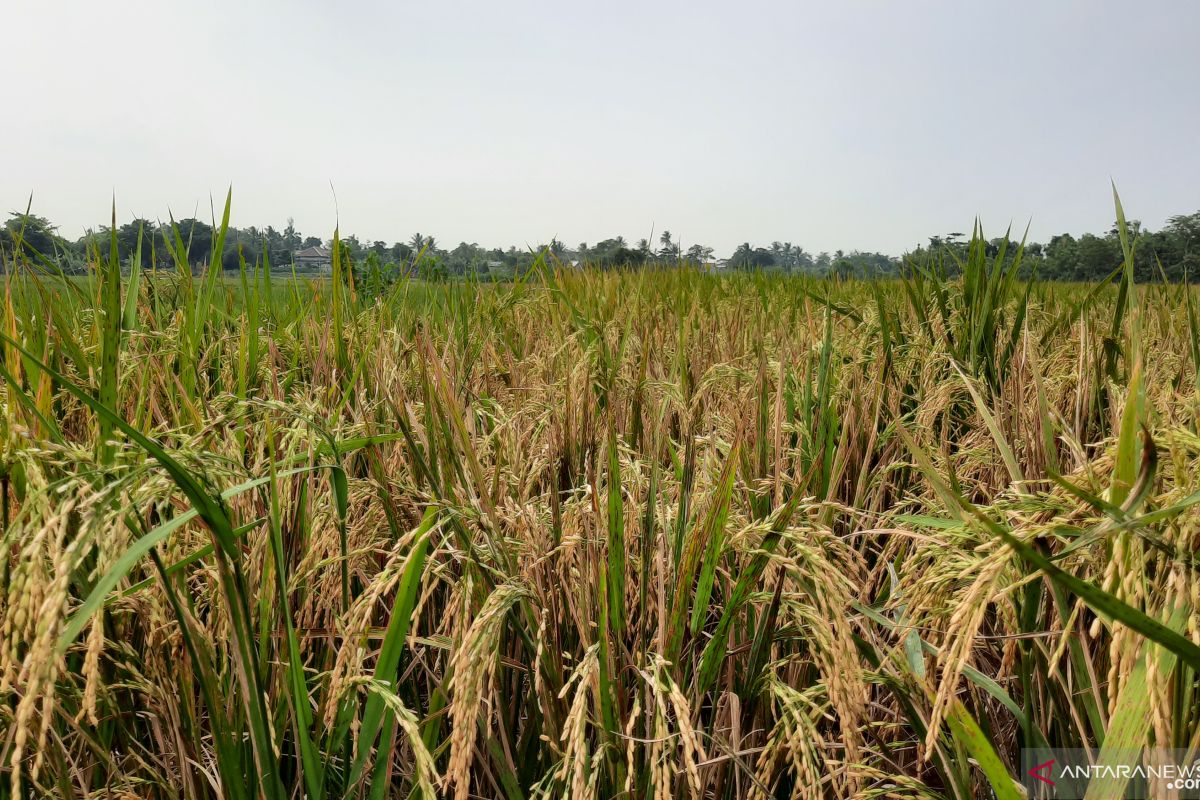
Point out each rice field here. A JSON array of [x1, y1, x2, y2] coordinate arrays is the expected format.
[[3, 193, 1200, 799]]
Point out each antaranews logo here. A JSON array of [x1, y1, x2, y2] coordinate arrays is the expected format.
[[1021, 749, 1200, 799]]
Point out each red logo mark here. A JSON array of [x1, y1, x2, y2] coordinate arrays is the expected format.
[[1028, 758, 1056, 786]]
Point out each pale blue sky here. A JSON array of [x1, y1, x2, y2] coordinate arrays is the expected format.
[[4, 0, 1199, 256]]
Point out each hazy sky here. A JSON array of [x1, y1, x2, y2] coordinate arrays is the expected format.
[[5, 1, 1199, 256]]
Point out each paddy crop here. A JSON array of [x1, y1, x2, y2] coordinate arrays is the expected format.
[[2, 191, 1199, 799]]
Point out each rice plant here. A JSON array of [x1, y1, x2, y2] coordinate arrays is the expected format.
[[1, 191, 1198, 799]]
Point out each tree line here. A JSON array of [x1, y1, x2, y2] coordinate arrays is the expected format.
[[3, 208, 1199, 282]]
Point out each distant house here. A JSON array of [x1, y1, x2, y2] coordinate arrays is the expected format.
[[294, 245, 332, 272]]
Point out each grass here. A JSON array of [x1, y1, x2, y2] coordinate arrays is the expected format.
[[1, 191, 1199, 799]]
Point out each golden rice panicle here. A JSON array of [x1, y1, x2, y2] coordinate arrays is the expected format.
[[445, 581, 526, 800]]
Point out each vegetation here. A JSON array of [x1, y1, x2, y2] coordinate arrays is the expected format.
[[2, 190, 1200, 799], [6, 203, 1200, 281]]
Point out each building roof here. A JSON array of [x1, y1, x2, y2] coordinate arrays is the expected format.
[[294, 246, 331, 259]]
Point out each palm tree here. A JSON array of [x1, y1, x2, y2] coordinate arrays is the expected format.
[[658, 230, 680, 263], [731, 242, 754, 269]]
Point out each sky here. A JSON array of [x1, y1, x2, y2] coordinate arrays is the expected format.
[[4, 0, 1199, 257]]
